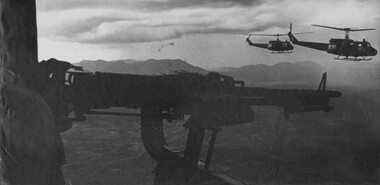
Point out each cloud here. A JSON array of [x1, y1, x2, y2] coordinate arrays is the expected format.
[[37, 0, 131, 11], [51, 17, 128, 37], [38, 5, 290, 44], [37, 0, 379, 45], [73, 23, 184, 43], [37, 0, 262, 12], [37, 8, 145, 39], [133, 0, 263, 11]]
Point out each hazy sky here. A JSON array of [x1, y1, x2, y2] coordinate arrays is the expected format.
[[36, 0, 380, 69]]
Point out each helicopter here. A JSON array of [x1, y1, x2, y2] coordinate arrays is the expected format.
[[244, 25, 311, 53], [245, 33, 294, 53], [288, 24, 378, 61]]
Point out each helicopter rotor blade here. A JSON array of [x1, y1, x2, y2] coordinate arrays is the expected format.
[[312, 24, 376, 32], [246, 33, 288, 36], [290, 23, 292, 33], [350, 28, 376, 32], [292, 32, 313, 35], [311, 24, 346, 31], [243, 30, 312, 38]]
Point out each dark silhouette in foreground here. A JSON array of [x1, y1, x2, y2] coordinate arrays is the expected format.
[[41, 58, 341, 184]]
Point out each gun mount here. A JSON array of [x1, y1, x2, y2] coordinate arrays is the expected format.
[[40, 58, 342, 184]]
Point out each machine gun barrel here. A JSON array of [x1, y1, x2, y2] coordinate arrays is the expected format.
[[233, 86, 341, 119], [234, 86, 341, 100]]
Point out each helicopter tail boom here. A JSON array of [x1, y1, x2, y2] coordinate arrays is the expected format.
[[288, 24, 329, 51], [245, 35, 269, 49], [287, 31, 299, 43]]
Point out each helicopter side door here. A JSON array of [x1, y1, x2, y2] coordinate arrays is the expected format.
[[347, 41, 358, 57], [356, 42, 365, 56], [282, 42, 287, 50], [327, 42, 340, 54]]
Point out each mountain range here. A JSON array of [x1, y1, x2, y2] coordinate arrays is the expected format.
[[76, 59, 207, 75], [75, 59, 380, 89], [215, 61, 325, 87]]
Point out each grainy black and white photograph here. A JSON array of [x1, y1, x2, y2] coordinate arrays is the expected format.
[[0, 0, 379, 184]]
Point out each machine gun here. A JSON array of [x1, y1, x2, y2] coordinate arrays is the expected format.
[[40, 58, 341, 184]]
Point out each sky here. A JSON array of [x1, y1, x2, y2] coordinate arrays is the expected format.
[[36, 0, 380, 69]]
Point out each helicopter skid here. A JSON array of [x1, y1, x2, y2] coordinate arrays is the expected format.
[[334, 56, 372, 61], [270, 51, 292, 54]]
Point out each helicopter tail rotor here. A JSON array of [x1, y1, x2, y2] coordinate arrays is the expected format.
[[244, 34, 252, 42], [243, 34, 252, 43], [287, 24, 310, 43]]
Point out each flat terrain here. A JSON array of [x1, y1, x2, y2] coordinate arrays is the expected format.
[[62, 108, 156, 185], [61, 88, 380, 185]]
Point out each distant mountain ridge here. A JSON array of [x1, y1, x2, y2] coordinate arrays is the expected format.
[[76, 59, 208, 75], [215, 61, 324, 86], [74, 59, 380, 89]]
